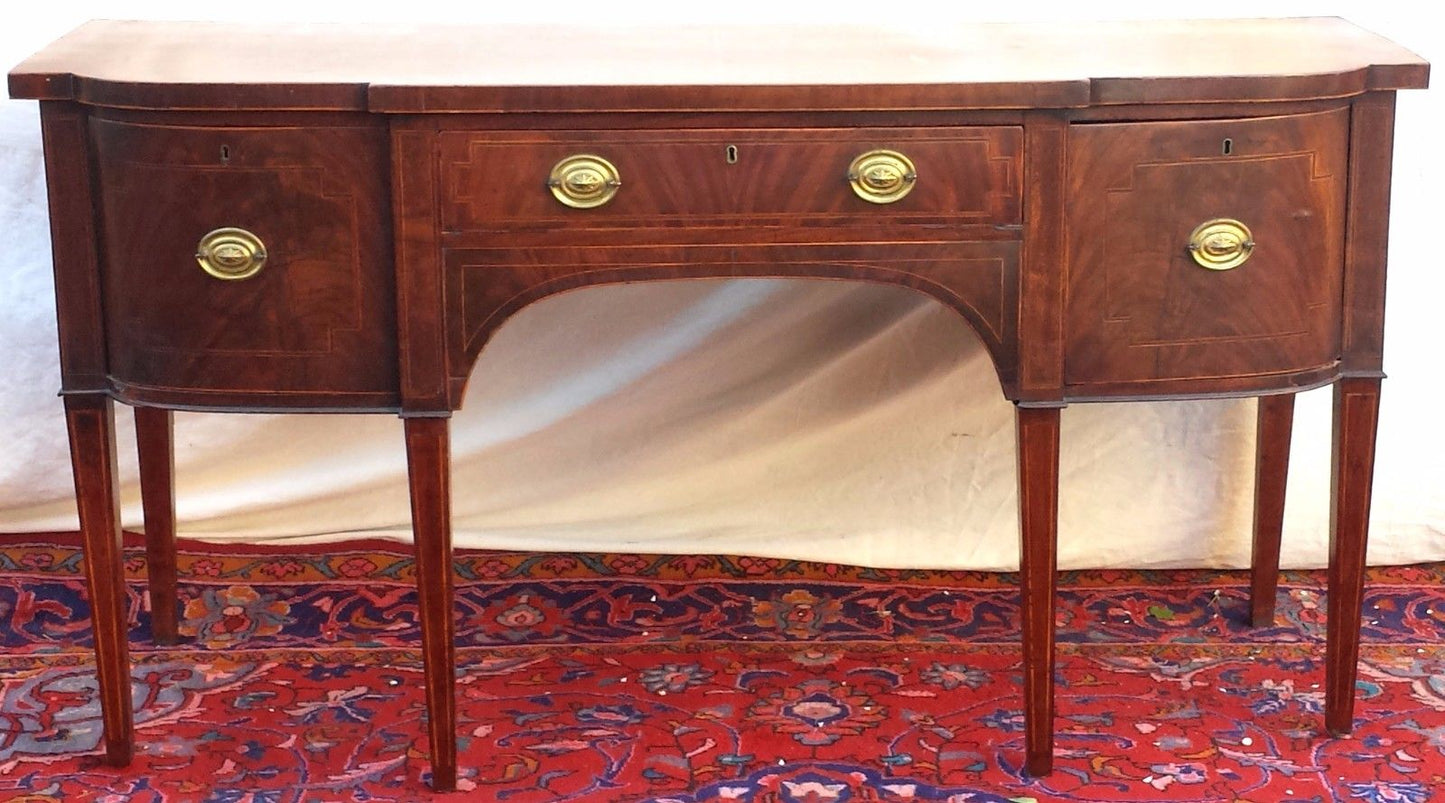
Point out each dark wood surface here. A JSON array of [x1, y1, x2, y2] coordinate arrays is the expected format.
[[63, 395, 132, 765], [1341, 92, 1399, 378], [91, 115, 400, 410], [8, 19, 1428, 112], [444, 241, 1020, 406], [1017, 111, 1068, 405], [1016, 406, 1060, 775], [134, 406, 179, 645], [392, 126, 451, 415], [440, 127, 1021, 229], [38, 102, 107, 395], [1326, 377, 1383, 736], [1064, 107, 1348, 395], [1251, 393, 1296, 627], [404, 418, 458, 791], [10, 18, 1426, 792]]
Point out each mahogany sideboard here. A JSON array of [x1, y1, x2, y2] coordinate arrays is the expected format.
[[9, 18, 1429, 792]]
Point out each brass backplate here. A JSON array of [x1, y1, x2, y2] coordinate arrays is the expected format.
[[847, 149, 917, 204], [1187, 218, 1255, 271], [196, 227, 267, 281], [548, 154, 621, 209]]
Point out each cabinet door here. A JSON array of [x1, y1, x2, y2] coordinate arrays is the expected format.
[[1064, 107, 1348, 396], [92, 117, 399, 410]]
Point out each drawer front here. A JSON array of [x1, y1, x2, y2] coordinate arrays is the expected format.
[[1064, 108, 1349, 391], [439, 127, 1022, 230], [92, 118, 398, 408]]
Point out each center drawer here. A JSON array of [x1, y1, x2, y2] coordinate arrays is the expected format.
[[438, 127, 1022, 231]]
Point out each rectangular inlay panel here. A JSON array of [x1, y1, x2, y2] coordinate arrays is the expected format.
[[1064, 107, 1349, 391], [92, 118, 399, 406], [439, 127, 1022, 231]]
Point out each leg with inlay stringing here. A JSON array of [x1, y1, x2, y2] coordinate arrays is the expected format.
[[1326, 377, 1382, 736], [1016, 405, 1060, 776], [405, 416, 457, 791], [64, 394, 134, 765]]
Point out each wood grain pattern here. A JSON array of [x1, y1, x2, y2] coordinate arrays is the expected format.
[[1017, 111, 1068, 403], [38, 102, 107, 394], [1065, 107, 1349, 394], [1326, 377, 1382, 736], [440, 127, 1021, 230], [1251, 393, 1295, 628], [1340, 92, 1398, 377], [444, 242, 1020, 405], [8, 19, 1428, 112], [1058, 364, 1343, 404], [1016, 405, 1060, 776], [393, 125, 452, 415], [10, 19, 1428, 785], [63, 394, 133, 765], [404, 417, 457, 791], [91, 116, 399, 410], [134, 406, 179, 645]]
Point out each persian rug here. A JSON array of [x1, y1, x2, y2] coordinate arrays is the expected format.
[[1, 533, 1443, 802]]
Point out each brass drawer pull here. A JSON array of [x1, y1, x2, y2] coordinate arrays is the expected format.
[[195, 227, 267, 280], [547, 154, 621, 209], [1187, 218, 1255, 270], [848, 149, 917, 204]]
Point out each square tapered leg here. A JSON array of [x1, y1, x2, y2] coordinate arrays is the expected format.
[[64, 394, 134, 765], [1250, 393, 1295, 627], [134, 406, 180, 644], [1325, 378, 1382, 736], [405, 416, 458, 791], [1016, 405, 1060, 776]]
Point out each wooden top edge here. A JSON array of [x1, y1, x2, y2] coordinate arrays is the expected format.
[[8, 18, 1430, 112]]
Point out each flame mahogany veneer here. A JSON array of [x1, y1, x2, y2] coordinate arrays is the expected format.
[[9, 18, 1429, 791]]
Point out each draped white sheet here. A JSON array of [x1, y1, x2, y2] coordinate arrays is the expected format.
[[1, 4, 1441, 570]]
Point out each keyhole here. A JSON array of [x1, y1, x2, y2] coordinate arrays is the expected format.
[[220, 144, 231, 163], [725, 145, 738, 164], [1222, 138, 1233, 156]]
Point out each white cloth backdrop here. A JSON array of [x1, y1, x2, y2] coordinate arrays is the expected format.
[[1, 2, 1442, 570]]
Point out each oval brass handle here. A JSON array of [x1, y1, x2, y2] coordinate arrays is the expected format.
[[547, 154, 621, 209], [847, 149, 917, 204], [1187, 218, 1255, 270], [196, 227, 267, 281]]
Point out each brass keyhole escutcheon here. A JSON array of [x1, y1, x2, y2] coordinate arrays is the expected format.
[[1187, 218, 1255, 270], [547, 154, 621, 209], [847, 149, 917, 204], [196, 227, 267, 280]]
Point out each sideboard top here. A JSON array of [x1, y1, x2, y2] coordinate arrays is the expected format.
[[8, 17, 1429, 113]]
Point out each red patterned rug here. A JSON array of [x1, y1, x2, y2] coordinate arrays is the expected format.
[[1, 533, 1443, 802]]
